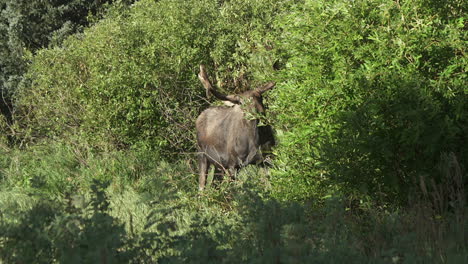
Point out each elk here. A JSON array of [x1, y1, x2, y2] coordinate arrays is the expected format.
[[196, 65, 275, 190]]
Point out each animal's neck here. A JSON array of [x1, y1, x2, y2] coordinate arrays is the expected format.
[[233, 105, 262, 123]]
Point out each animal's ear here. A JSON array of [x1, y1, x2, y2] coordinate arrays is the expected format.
[[198, 64, 240, 104], [255, 82, 275, 94]]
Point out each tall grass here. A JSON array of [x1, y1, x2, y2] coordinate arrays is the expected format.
[[0, 144, 467, 263]]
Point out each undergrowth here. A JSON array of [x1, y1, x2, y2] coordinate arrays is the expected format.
[[0, 143, 466, 263]]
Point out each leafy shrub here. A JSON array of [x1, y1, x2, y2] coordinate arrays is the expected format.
[[270, 0, 467, 203], [14, 0, 290, 155], [0, 0, 133, 126], [16, 0, 215, 152]]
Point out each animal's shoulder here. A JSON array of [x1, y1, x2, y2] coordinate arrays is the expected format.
[[198, 106, 233, 118], [196, 105, 244, 127], [205, 106, 233, 112], [197, 106, 227, 125]]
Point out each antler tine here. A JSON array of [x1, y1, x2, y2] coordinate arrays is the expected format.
[[198, 65, 212, 99], [255, 82, 275, 94], [198, 65, 240, 103]]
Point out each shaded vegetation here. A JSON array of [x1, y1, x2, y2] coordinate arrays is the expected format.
[[0, 144, 467, 263]]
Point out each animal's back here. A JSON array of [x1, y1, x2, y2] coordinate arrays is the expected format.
[[196, 106, 235, 146], [196, 106, 256, 168]]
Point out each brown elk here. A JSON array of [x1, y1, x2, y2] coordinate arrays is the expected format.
[[196, 65, 275, 190]]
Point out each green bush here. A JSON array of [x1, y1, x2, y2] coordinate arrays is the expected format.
[[16, 0, 217, 152], [0, 0, 133, 127], [14, 0, 290, 154], [270, 0, 467, 203]]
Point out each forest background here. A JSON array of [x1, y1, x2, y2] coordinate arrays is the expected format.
[[0, 0, 466, 263]]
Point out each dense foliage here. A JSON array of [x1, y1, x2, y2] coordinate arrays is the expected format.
[[0, 0, 466, 262], [0, 0, 134, 124], [270, 0, 467, 203], [15, 0, 286, 152]]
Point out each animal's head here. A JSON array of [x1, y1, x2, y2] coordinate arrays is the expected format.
[[198, 65, 275, 115]]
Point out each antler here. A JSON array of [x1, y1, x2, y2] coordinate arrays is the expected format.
[[198, 65, 240, 103], [198, 65, 213, 99], [255, 81, 275, 94]]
